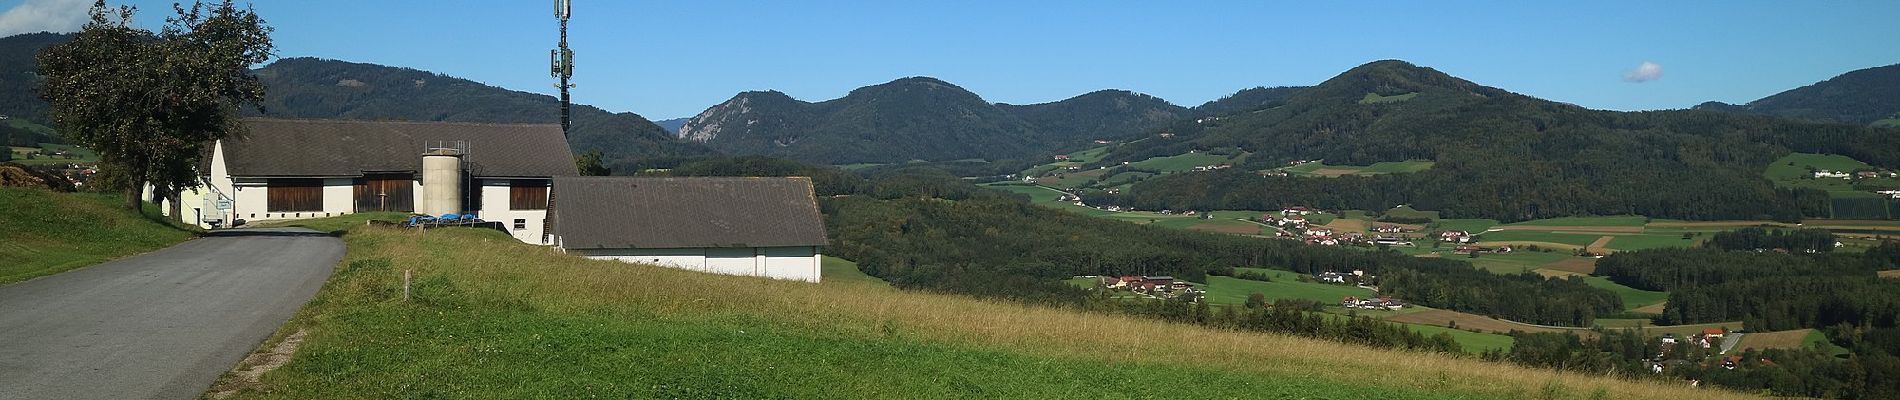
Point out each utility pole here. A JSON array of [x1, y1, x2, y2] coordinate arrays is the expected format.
[[551, 0, 574, 137]]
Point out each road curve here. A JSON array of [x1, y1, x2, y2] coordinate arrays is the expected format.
[[0, 227, 340, 400]]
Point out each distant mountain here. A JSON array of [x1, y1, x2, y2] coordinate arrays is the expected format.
[[250, 57, 714, 166], [653, 117, 690, 134], [1694, 64, 1900, 126], [1093, 60, 1900, 222], [678, 77, 1185, 164]]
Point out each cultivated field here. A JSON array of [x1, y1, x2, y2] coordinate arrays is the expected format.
[[1735, 329, 1819, 351], [221, 224, 1746, 399], [1540, 258, 1598, 275], [1385, 309, 1572, 335], [1881, 270, 1900, 279], [1283, 160, 1434, 177]]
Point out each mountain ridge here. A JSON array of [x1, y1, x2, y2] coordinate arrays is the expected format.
[[1693, 63, 1900, 126], [678, 77, 1187, 164]]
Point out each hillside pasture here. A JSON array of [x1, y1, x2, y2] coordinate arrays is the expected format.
[[0, 188, 197, 284], [1284, 160, 1434, 177], [254, 226, 1715, 399], [1580, 276, 1668, 311], [1764, 152, 1871, 191], [1463, 251, 1572, 275], [1382, 205, 1439, 221], [1631, 302, 1668, 314]]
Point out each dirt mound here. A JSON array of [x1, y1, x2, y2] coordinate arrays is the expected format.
[[0, 163, 75, 192]]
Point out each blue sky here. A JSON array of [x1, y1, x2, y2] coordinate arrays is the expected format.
[[4, 0, 1898, 120]]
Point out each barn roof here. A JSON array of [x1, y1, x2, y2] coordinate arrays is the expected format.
[[218, 118, 576, 177], [551, 176, 829, 249]]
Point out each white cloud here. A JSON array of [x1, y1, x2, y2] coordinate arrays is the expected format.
[[0, 0, 91, 37], [1623, 61, 1663, 83]]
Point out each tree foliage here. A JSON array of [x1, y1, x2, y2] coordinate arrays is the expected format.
[[37, 0, 272, 209]]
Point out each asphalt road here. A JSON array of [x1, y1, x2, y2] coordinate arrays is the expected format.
[[0, 228, 340, 400]]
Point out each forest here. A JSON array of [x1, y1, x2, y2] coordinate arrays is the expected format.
[[1594, 244, 1900, 329]]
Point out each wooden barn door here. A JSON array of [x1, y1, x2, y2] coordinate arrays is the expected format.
[[354, 173, 414, 212]]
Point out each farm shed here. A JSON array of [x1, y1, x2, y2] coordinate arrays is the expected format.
[[550, 176, 829, 283]]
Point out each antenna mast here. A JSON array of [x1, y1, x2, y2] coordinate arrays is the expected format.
[[552, 0, 574, 137]]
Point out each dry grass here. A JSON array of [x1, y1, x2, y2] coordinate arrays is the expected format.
[[1492, 225, 1645, 234], [1736, 329, 1815, 351], [1310, 167, 1361, 177], [1542, 258, 1598, 275], [253, 226, 1747, 399], [1879, 270, 1900, 279], [1585, 236, 1615, 254], [1385, 309, 1576, 335], [1321, 217, 1369, 234]]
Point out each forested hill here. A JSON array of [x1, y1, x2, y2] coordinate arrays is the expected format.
[[1089, 60, 1900, 222], [0, 32, 67, 125], [1695, 63, 1900, 127], [1192, 85, 1308, 116], [249, 57, 715, 168], [677, 77, 1186, 164]]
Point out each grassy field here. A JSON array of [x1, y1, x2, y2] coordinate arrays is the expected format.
[[0, 188, 198, 284], [1505, 216, 1648, 227], [1580, 276, 1668, 311], [1383, 205, 1440, 220], [1764, 152, 1871, 192], [1360, 92, 1420, 104], [1203, 269, 1373, 305], [216, 222, 1743, 399], [1733, 329, 1829, 352]]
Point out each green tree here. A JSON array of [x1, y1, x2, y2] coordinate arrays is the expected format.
[[37, 0, 273, 210], [1244, 292, 1266, 309], [576, 150, 610, 176]]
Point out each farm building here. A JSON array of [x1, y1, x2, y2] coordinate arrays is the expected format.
[[164, 118, 574, 244], [549, 176, 829, 283]]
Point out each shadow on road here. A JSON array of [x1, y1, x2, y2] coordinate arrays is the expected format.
[[204, 229, 332, 238]]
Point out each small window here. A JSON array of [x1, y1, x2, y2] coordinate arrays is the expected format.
[[509, 180, 548, 210], [513, 219, 526, 230]]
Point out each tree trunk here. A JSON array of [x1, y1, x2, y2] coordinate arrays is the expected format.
[[124, 178, 144, 211], [167, 189, 183, 222]]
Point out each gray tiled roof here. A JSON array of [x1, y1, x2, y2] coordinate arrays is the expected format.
[[552, 176, 828, 249], [220, 118, 577, 177]]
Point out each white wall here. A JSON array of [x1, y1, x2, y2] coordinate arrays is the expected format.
[[476, 178, 550, 244], [574, 246, 822, 283]]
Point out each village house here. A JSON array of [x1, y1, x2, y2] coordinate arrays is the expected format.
[[1813, 170, 1850, 179], [1280, 206, 1313, 216], [1341, 295, 1406, 310], [548, 176, 829, 283], [1318, 271, 1347, 283], [164, 119, 573, 244], [1453, 244, 1486, 254], [1373, 225, 1403, 233], [1439, 230, 1473, 243], [1052, 154, 1071, 161]]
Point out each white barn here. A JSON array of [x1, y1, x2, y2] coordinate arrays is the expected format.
[[549, 176, 829, 282], [171, 118, 576, 244]]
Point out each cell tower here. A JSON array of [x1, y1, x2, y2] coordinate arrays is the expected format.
[[551, 0, 574, 137]]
